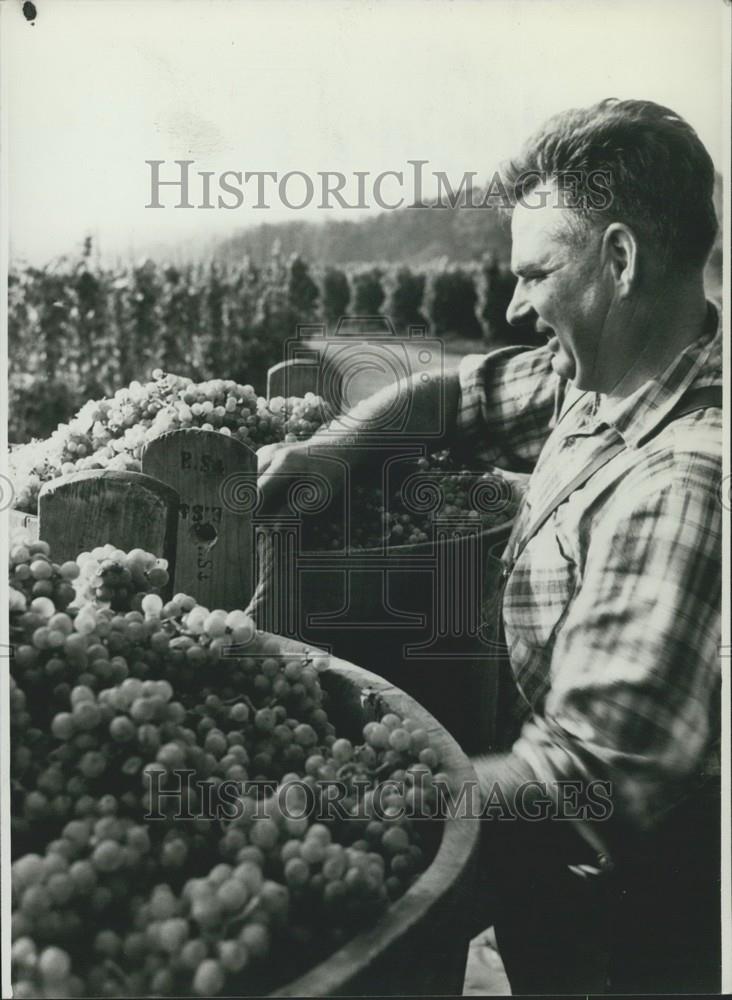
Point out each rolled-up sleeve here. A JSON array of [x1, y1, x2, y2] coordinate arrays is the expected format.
[[457, 345, 563, 471], [513, 459, 722, 832]]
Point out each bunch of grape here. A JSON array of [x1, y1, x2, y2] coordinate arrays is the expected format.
[[72, 545, 170, 611], [9, 371, 331, 515], [9, 540, 78, 613], [11, 811, 157, 997], [10, 539, 452, 997], [113, 863, 282, 996], [302, 449, 519, 551]]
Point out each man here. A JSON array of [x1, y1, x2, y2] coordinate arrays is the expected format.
[[257, 99, 722, 992]]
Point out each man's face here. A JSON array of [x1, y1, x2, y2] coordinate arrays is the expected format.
[[507, 182, 612, 389]]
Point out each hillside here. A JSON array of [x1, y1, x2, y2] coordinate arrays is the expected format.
[[215, 174, 724, 284], [216, 198, 512, 267]]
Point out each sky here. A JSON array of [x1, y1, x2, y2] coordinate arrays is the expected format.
[[2, 0, 727, 264]]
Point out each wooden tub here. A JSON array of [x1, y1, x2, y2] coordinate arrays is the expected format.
[[267, 640, 481, 997], [249, 463, 528, 754]]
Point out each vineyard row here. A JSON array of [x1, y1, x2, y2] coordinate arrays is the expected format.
[[8, 243, 538, 444]]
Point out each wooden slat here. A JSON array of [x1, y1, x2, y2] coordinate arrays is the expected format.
[[37, 470, 178, 573], [142, 428, 257, 612]]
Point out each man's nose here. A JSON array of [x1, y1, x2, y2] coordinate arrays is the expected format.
[[506, 280, 534, 327]]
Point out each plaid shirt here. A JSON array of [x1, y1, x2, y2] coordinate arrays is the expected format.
[[457, 304, 722, 830]]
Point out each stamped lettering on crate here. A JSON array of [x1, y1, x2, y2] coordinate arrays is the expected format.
[[143, 428, 257, 611]]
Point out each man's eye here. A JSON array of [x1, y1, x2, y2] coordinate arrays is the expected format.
[[515, 271, 546, 284]]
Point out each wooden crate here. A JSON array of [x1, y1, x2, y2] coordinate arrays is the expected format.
[[9, 508, 40, 544], [142, 428, 257, 611], [37, 469, 179, 570]]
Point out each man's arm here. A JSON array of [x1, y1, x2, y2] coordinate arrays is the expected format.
[[257, 369, 460, 510], [258, 343, 561, 511], [471, 751, 540, 805], [507, 461, 722, 839]]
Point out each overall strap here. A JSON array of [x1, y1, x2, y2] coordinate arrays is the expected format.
[[503, 440, 625, 574], [503, 383, 722, 575], [649, 383, 722, 434]]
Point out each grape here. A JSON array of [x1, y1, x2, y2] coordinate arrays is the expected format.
[[418, 747, 439, 769], [158, 917, 189, 952], [73, 701, 102, 730], [282, 857, 309, 889], [300, 448, 520, 551], [229, 703, 249, 724], [238, 922, 269, 960], [12, 855, 46, 890], [254, 708, 276, 733], [234, 861, 264, 894], [204, 611, 228, 638], [218, 939, 249, 973], [249, 819, 279, 851], [323, 853, 347, 881], [300, 839, 326, 865], [38, 946, 71, 984], [180, 938, 208, 969], [293, 724, 317, 748], [382, 827, 410, 854], [92, 840, 124, 872], [161, 838, 188, 868], [142, 594, 164, 617], [30, 560, 53, 581], [363, 722, 390, 750], [9, 375, 331, 517], [331, 738, 353, 763], [29, 597, 56, 619], [10, 536, 450, 998], [109, 716, 136, 742], [157, 742, 186, 769], [388, 728, 410, 752], [193, 958, 225, 996], [306, 823, 331, 846]]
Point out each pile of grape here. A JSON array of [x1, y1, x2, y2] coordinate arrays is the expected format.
[[70, 546, 171, 612], [9, 371, 330, 515], [9, 539, 450, 998], [302, 449, 520, 550]]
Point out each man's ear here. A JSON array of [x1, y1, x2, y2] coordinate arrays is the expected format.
[[601, 222, 639, 296]]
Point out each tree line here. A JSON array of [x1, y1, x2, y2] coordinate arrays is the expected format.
[[8, 240, 540, 443]]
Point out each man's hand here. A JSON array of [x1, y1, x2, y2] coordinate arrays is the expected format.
[[256, 440, 331, 516], [255, 369, 460, 516], [257, 440, 288, 475]]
